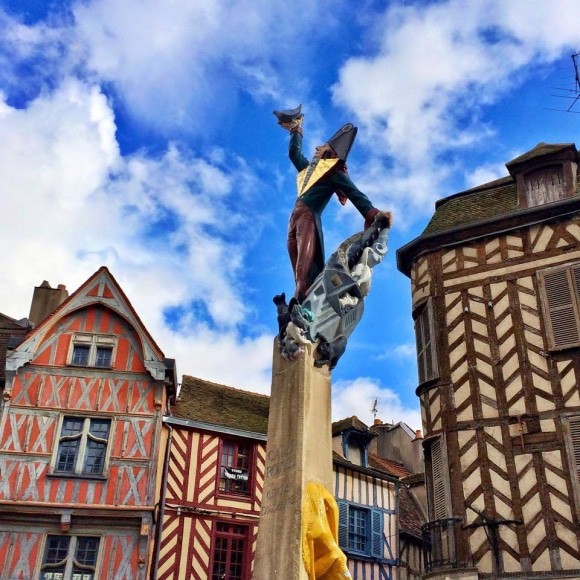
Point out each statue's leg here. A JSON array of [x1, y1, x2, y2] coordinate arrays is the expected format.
[[288, 204, 317, 301]]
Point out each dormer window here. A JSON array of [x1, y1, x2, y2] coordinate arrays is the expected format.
[[343, 430, 372, 468], [506, 142, 578, 210], [524, 165, 565, 207], [347, 439, 365, 466]]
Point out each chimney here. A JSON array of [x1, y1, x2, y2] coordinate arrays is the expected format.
[[373, 418, 383, 426], [28, 281, 69, 326], [412, 429, 425, 473]]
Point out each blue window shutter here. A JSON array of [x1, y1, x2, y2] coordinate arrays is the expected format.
[[371, 509, 383, 558], [338, 500, 348, 549]]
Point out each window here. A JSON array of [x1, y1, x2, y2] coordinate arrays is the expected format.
[[54, 417, 111, 476], [40, 535, 100, 579], [414, 299, 439, 384], [211, 522, 249, 580], [69, 333, 116, 368], [337, 502, 384, 559], [343, 432, 368, 467], [219, 440, 252, 495], [524, 166, 565, 207], [565, 415, 580, 519], [426, 436, 449, 521], [72, 346, 90, 366], [94, 347, 112, 368], [538, 263, 580, 350]]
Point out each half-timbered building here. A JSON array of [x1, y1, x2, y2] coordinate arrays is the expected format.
[[398, 142, 580, 579], [153, 378, 425, 580], [151, 376, 269, 579], [333, 416, 425, 580], [0, 267, 176, 580]]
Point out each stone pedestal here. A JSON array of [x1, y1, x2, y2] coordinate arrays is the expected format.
[[253, 342, 333, 579]]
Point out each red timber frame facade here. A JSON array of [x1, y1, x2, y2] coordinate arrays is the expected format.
[[152, 416, 266, 580], [0, 267, 176, 580], [398, 144, 580, 579]]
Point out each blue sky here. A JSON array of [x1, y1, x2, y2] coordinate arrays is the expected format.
[[1, 0, 580, 429]]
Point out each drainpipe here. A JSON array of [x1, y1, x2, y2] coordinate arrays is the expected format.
[[151, 421, 173, 580]]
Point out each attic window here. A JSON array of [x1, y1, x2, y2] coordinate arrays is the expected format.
[[69, 333, 116, 369], [524, 165, 565, 207]]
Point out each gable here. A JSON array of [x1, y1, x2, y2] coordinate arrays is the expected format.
[[6, 267, 166, 380], [31, 305, 147, 374]]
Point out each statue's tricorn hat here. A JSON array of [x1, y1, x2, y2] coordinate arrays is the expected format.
[[326, 123, 357, 162], [273, 104, 302, 124]]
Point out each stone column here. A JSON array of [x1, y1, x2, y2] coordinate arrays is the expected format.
[[253, 342, 333, 579]]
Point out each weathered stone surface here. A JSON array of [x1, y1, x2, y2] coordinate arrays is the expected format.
[[253, 342, 333, 579]]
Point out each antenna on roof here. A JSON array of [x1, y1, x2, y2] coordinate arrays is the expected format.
[[371, 398, 378, 420], [545, 52, 580, 113]]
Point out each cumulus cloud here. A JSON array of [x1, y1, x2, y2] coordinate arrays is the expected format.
[[0, 77, 274, 390], [332, 0, 580, 218], [332, 377, 421, 431], [71, 0, 342, 134], [378, 343, 416, 361]]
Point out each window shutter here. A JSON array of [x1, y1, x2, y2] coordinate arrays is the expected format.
[[415, 300, 438, 384], [541, 265, 580, 350], [431, 438, 448, 520], [337, 501, 348, 549], [371, 509, 383, 558], [569, 416, 580, 481]]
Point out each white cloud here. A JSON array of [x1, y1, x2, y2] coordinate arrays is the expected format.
[[0, 77, 274, 390], [332, 377, 421, 431], [332, 0, 580, 218], [378, 343, 416, 361], [70, 0, 341, 134], [466, 163, 508, 189]]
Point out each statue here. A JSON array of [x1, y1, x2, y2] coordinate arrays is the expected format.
[[273, 106, 392, 369]]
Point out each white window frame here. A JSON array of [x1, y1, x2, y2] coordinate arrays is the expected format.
[[51, 416, 113, 477], [67, 333, 117, 368], [40, 534, 102, 580]]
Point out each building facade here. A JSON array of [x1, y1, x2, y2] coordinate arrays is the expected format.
[[398, 142, 580, 578], [151, 376, 268, 579], [332, 416, 425, 580], [0, 267, 176, 580], [154, 378, 424, 580]]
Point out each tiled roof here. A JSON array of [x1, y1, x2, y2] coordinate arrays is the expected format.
[[332, 415, 372, 435], [172, 375, 270, 435], [422, 177, 517, 236], [421, 142, 580, 237], [399, 486, 425, 540], [368, 452, 412, 479], [398, 141, 580, 276]]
